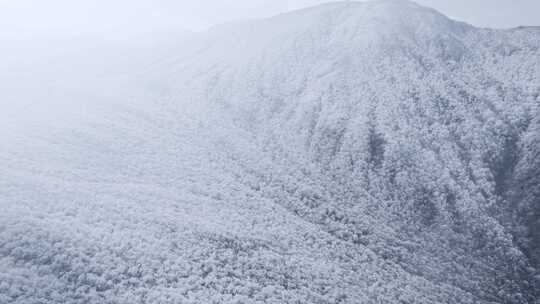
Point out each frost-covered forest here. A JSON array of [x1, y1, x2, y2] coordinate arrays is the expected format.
[[1, 0, 540, 303]]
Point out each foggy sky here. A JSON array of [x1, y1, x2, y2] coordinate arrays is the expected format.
[[0, 0, 538, 37]]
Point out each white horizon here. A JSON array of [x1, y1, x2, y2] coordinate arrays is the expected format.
[[0, 0, 538, 39]]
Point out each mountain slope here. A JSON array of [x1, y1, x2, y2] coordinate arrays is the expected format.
[[1, 1, 539, 303]]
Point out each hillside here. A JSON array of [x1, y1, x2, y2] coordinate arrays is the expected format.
[[1, 1, 539, 303]]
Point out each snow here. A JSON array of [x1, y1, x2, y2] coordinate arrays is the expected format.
[[1, 1, 539, 303]]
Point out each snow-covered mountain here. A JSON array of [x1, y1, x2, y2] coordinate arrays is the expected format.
[[1, 1, 539, 303]]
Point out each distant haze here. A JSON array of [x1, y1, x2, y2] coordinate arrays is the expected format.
[[0, 0, 538, 38]]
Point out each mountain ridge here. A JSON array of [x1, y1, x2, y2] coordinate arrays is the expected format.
[[148, 2, 540, 302]]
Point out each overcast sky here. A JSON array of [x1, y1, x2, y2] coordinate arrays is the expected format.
[[0, 0, 539, 37]]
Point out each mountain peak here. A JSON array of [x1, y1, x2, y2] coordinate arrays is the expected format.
[[258, 0, 470, 40]]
